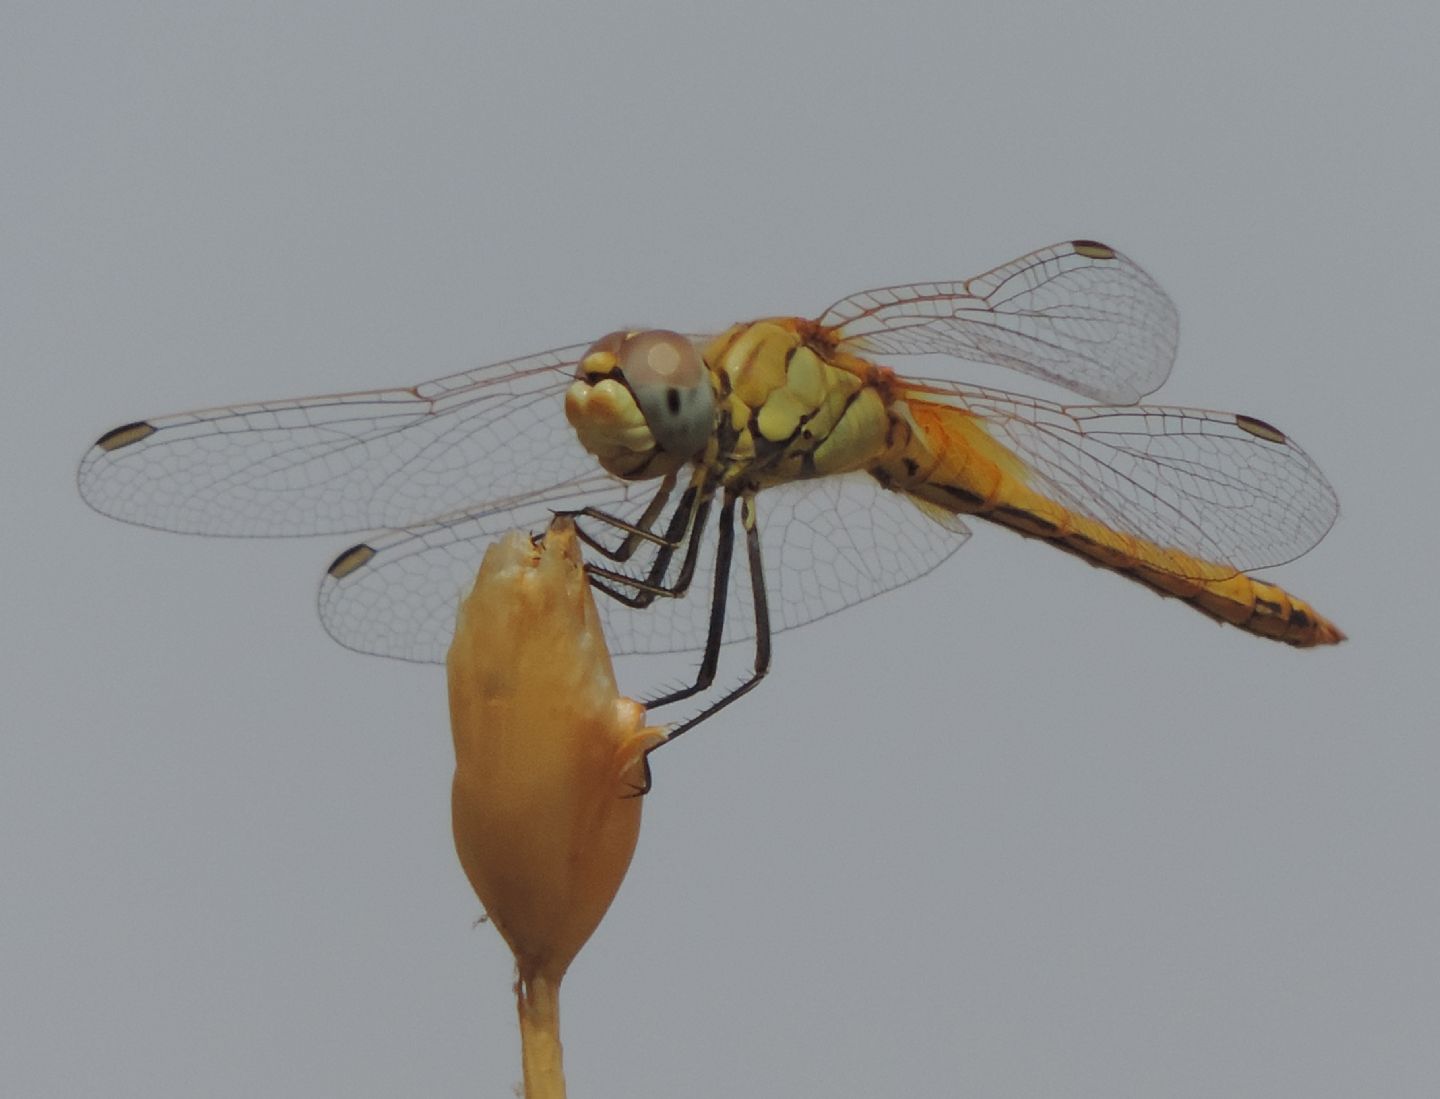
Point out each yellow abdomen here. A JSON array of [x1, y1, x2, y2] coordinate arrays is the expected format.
[[886, 401, 1344, 648]]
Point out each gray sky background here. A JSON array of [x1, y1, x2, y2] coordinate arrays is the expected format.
[[5, 3, 1437, 1096]]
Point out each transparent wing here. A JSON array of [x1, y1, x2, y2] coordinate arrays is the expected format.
[[77, 344, 593, 536], [318, 474, 641, 663], [610, 472, 972, 656], [817, 240, 1179, 404], [319, 471, 972, 663], [902, 378, 1338, 577]]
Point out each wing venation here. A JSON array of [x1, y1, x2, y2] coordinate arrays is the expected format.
[[819, 240, 1179, 404], [902, 379, 1338, 576]]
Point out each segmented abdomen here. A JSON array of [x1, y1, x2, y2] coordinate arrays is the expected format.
[[883, 402, 1343, 647]]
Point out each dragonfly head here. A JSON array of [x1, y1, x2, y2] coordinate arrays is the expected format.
[[566, 330, 716, 479]]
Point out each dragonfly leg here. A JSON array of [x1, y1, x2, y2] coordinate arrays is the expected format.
[[643, 489, 737, 709], [630, 490, 772, 793], [655, 491, 771, 737], [585, 472, 716, 608], [562, 473, 678, 562]]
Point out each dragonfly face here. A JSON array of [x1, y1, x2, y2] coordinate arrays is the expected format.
[[565, 329, 716, 480]]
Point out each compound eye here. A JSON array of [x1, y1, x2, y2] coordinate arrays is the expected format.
[[619, 330, 714, 458]]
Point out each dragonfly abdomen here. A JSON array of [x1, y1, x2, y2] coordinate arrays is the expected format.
[[886, 402, 1344, 647], [1113, 563, 1344, 646]]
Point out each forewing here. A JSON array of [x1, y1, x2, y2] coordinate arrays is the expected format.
[[904, 379, 1338, 576], [78, 344, 592, 536], [818, 240, 1178, 404]]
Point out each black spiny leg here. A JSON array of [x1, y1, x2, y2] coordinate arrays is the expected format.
[[658, 489, 772, 744], [565, 472, 678, 563], [627, 490, 772, 794], [642, 489, 738, 710], [586, 473, 715, 608]]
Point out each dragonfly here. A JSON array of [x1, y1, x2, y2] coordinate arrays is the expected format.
[[79, 239, 1343, 742]]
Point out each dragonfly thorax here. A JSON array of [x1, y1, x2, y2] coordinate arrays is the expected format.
[[565, 329, 717, 481], [704, 318, 901, 488]]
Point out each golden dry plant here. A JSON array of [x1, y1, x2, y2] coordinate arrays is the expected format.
[[448, 517, 666, 1097]]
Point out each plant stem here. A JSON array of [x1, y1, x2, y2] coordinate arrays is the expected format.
[[517, 969, 565, 1099]]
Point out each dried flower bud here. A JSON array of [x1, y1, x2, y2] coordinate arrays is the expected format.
[[447, 518, 666, 982]]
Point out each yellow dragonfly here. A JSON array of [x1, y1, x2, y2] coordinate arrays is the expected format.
[[80, 240, 1342, 740]]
